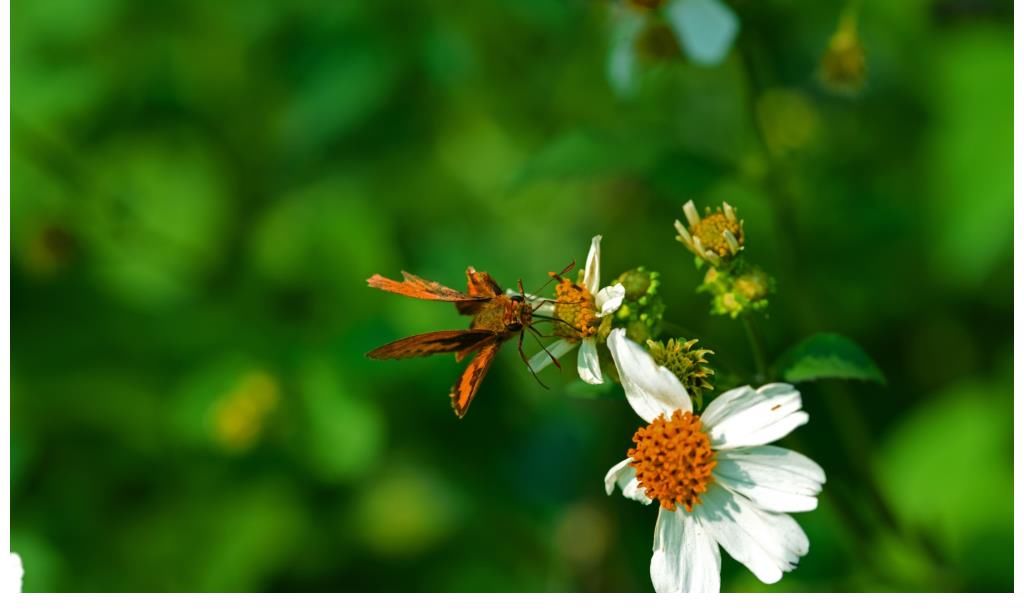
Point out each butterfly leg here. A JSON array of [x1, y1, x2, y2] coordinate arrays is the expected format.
[[527, 326, 563, 370], [518, 329, 551, 389]]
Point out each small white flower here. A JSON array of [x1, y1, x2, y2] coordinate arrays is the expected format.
[[603, 329, 824, 592], [527, 235, 625, 385]]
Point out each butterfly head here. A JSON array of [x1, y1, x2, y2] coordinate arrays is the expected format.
[[503, 294, 532, 332]]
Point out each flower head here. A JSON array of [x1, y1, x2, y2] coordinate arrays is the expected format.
[[603, 329, 824, 592], [675, 200, 744, 268], [529, 236, 625, 384], [819, 11, 866, 95]]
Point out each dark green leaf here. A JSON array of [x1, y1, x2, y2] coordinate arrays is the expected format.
[[775, 333, 885, 384]]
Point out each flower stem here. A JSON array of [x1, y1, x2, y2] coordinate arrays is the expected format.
[[741, 316, 768, 383], [736, 35, 953, 578]]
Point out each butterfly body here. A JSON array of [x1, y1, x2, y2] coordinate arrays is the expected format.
[[367, 267, 535, 418]]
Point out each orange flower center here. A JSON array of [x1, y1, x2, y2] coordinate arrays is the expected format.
[[629, 410, 716, 512], [692, 212, 743, 257], [553, 278, 599, 339]]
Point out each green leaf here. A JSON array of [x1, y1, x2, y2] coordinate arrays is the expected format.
[[877, 378, 1012, 590], [775, 333, 885, 384]]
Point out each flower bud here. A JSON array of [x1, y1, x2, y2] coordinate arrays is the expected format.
[[819, 12, 866, 95], [698, 265, 773, 319], [602, 267, 665, 344], [646, 338, 715, 407]]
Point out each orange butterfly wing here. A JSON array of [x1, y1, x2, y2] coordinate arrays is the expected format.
[[367, 271, 488, 303], [367, 330, 496, 360], [458, 267, 504, 315], [449, 340, 501, 418], [465, 267, 503, 297]]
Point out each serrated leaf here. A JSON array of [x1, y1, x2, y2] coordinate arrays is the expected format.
[[775, 333, 885, 384]]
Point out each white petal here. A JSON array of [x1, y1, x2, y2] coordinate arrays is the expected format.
[[712, 412, 809, 451], [723, 201, 737, 222], [695, 485, 809, 584], [723, 230, 741, 254], [651, 508, 721, 593], [595, 283, 625, 315], [577, 338, 603, 385], [604, 457, 652, 505], [607, 328, 692, 422], [700, 385, 759, 426], [7, 552, 23, 593], [704, 384, 807, 449], [583, 235, 602, 294], [715, 446, 825, 513], [531, 302, 555, 317], [674, 219, 693, 246], [528, 338, 575, 373], [682, 200, 701, 226]]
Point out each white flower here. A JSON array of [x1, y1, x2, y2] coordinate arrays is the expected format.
[[527, 235, 625, 385], [603, 328, 824, 592]]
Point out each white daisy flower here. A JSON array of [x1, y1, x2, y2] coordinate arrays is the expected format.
[[603, 328, 824, 592], [527, 235, 625, 385]]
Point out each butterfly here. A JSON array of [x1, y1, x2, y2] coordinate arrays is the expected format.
[[366, 265, 571, 418]]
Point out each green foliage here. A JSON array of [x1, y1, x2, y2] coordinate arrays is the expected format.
[[776, 333, 885, 384], [877, 377, 1012, 590], [9, 0, 1011, 594]]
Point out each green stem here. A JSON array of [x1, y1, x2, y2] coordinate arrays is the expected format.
[[741, 316, 768, 383], [736, 35, 952, 577]]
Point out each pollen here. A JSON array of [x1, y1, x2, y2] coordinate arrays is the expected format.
[[553, 277, 599, 339], [629, 410, 716, 512], [692, 212, 743, 258]]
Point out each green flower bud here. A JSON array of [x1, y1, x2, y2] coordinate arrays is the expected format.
[[698, 265, 773, 319], [646, 338, 715, 407], [605, 267, 665, 344], [615, 266, 661, 302], [819, 12, 866, 95], [734, 267, 772, 302]]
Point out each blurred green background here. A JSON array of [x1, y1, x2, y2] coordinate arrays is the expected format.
[[10, 0, 1012, 592]]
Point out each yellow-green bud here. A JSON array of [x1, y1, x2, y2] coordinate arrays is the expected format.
[[647, 338, 715, 407], [609, 267, 665, 344], [698, 265, 773, 319], [820, 12, 866, 95]]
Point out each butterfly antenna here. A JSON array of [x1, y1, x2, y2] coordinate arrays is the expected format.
[[526, 259, 575, 299], [517, 329, 551, 388], [528, 325, 563, 370], [531, 313, 584, 334], [533, 297, 586, 306]]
